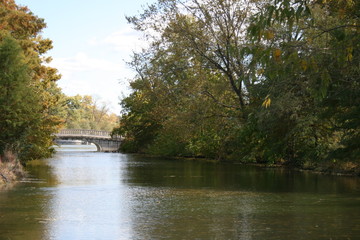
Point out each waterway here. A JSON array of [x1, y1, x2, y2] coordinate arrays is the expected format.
[[0, 145, 359, 240]]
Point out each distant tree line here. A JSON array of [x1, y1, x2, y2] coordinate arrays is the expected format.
[[58, 94, 119, 132], [113, 0, 359, 171]]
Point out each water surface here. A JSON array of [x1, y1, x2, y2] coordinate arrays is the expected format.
[[0, 145, 359, 239]]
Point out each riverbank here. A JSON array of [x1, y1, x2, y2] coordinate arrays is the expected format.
[[298, 160, 360, 177], [0, 151, 26, 185], [236, 161, 360, 177], [134, 153, 360, 177], [240, 161, 360, 177]]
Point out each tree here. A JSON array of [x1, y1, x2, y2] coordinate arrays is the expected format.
[[0, 36, 41, 160], [62, 95, 119, 132], [0, 0, 62, 162], [117, 0, 360, 170], [117, 2, 242, 157], [127, 0, 262, 115], [245, 0, 360, 165]]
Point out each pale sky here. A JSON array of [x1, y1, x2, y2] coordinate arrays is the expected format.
[[15, 0, 156, 113]]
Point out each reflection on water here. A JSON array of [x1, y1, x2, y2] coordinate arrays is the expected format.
[[0, 145, 359, 240], [53, 144, 98, 152]]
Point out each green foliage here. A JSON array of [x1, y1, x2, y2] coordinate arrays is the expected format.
[[0, 1, 63, 163], [0, 37, 38, 151], [245, 0, 360, 165], [0, 36, 50, 162], [116, 0, 360, 168]]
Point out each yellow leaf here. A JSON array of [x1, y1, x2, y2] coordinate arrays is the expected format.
[[273, 49, 281, 61], [301, 60, 307, 71], [338, 8, 346, 18], [346, 47, 353, 62], [262, 95, 271, 108], [257, 68, 264, 75], [265, 30, 274, 40]]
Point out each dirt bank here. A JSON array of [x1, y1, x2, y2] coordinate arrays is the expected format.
[[0, 151, 26, 185]]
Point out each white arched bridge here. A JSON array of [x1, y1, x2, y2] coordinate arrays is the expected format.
[[55, 129, 122, 152]]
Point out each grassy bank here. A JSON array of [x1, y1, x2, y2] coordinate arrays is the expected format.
[[0, 151, 26, 184]]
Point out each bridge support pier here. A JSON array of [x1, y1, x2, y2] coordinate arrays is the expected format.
[[91, 139, 121, 152]]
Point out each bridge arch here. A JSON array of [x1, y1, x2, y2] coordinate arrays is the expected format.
[[92, 142, 102, 152]]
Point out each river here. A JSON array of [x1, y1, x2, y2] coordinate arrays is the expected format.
[[0, 145, 359, 240]]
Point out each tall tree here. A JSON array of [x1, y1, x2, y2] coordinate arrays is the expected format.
[[0, 36, 41, 157], [0, 0, 62, 162], [117, 1, 244, 157], [127, 0, 260, 115]]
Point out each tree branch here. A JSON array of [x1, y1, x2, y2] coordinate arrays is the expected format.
[[202, 90, 240, 110]]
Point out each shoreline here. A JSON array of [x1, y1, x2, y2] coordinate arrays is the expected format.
[[1, 152, 358, 187], [129, 153, 360, 177]]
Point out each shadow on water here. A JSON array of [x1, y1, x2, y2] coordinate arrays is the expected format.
[[123, 155, 360, 194], [0, 147, 359, 240], [123, 155, 360, 240], [0, 165, 55, 239], [0, 144, 96, 240]]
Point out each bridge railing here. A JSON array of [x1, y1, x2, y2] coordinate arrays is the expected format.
[[56, 129, 121, 140]]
